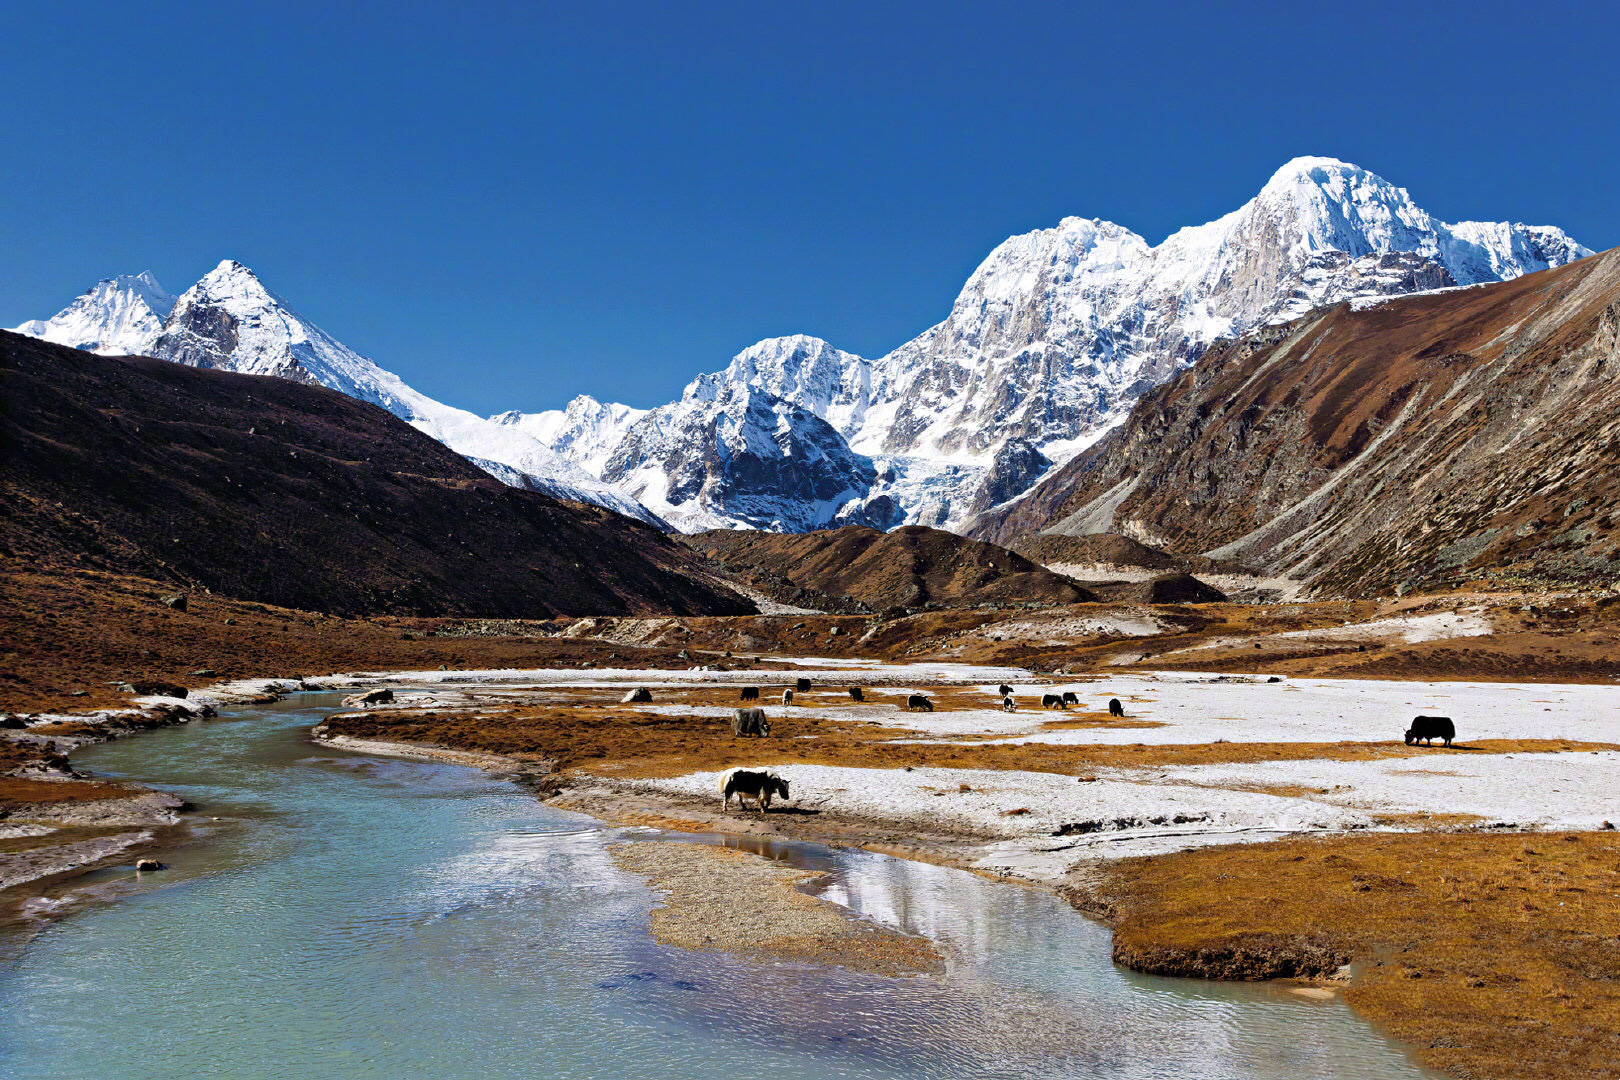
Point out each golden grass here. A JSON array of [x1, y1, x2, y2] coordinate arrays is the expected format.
[[318, 690, 1620, 781], [1068, 832, 1620, 1080]]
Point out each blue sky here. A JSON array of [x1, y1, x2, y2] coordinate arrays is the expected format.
[[3, 0, 1615, 415]]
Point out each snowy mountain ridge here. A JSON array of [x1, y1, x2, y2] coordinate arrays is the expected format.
[[581, 156, 1590, 530], [13, 157, 1593, 536], [13, 261, 662, 526]]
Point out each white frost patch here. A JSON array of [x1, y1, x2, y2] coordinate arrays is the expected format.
[[1144, 752, 1620, 831], [973, 672, 1620, 747], [628, 764, 1374, 880]]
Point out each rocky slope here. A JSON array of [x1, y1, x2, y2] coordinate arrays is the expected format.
[[0, 331, 751, 617], [970, 248, 1620, 597], [13, 262, 661, 525], [686, 525, 1094, 611]]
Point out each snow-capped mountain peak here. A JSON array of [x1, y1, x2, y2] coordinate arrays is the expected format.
[[12, 271, 176, 356]]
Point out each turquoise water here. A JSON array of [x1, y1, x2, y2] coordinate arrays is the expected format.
[[0, 693, 1430, 1079]]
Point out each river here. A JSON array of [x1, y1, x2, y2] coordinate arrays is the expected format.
[[0, 691, 1430, 1079]]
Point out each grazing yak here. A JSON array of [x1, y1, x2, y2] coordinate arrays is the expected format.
[[621, 687, 652, 704], [1108, 698, 1125, 717], [1002, 696, 1017, 712], [907, 694, 934, 712], [795, 677, 812, 692], [848, 687, 864, 702], [781, 688, 795, 706], [1061, 691, 1080, 706], [1405, 715, 1455, 747], [720, 767, 790, 813], [998, 684, 1013, 696], [732, 707, 770, 737], [739, 686, 760, 702], [1042, 693, 1065, 710]]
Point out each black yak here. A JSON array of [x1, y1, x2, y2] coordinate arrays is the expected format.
[[1405, 715, 1455, 747]]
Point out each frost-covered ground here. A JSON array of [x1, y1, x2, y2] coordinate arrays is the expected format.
[[596, 667, 1620, 881]]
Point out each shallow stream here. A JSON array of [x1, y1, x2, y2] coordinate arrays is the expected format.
[[0, 692, 1430, 1078]]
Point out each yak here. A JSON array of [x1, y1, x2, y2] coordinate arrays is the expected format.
[[1061, 691, 1080, 706], [906, 694, 934, 712], [719, 768, 790, 813], [1002, 696, 1017, 712], [732, 707, 770, 737], [739, 686, 760, 702], [1108, 698, 1125, 717], [1042, 693, 1065, 710], [848, 686, 864, 702], [621, 687, 652, 704], [781, 688, 795, 706], [1405, 715, 1455, 747], [997, 684, 1014, 696], [795, 677, 812, 692]]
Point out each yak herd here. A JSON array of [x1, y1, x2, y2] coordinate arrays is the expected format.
[[609, 679, 1461, 814]]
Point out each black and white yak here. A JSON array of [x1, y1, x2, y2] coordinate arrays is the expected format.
[[719, 768, 790, 813]]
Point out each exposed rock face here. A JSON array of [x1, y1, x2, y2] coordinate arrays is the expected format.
[[602, 382, 876, 532], [971, 247, 1620, 597]]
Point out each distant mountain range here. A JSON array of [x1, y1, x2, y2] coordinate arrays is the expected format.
[[14, 157, 1592, 535]]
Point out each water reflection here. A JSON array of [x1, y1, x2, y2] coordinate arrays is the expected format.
[[0, 693, 1429, 1079]]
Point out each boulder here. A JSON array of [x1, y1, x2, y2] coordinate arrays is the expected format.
[[124, 679, 188, 699]]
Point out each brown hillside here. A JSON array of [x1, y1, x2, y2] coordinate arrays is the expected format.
[[0, 332, 751, 618], [686, 525, 1094, 611], [972, 248, 1620, 596]]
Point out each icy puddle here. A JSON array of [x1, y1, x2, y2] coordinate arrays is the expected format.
[[0, 691, 1432, 1079]]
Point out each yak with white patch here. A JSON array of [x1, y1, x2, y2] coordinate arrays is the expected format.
[[719, 768, 790, 813], [1042, 693, 1065, 710], [781, 688, 794, 706], [1061, 691, 1080, 706], [1405, 716, 1455, 747], [621, 687, 652, 704], [1002, 696, 1017, 712]]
